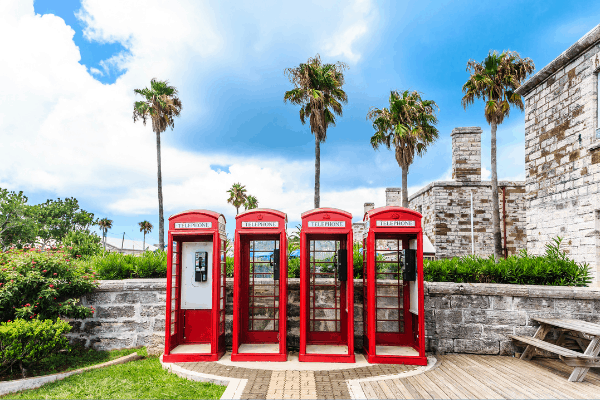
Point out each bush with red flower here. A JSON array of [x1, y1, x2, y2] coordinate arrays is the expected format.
[[0, 248, 98, 321]]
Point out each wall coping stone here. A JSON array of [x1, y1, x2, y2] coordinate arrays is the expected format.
[[408, 180, 525, 202], [516, 23, 600, 97], [451, 127, 482, 136], [95, 279, 600, 299], [425, 281, 600, 299]]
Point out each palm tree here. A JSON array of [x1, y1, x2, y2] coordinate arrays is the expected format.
[[227, 183, 247, 215], [97, 218, 113, 251], [284, 54, 348, 208], [133, 78, 182, 251], [138, 220, 153, 251], [462, 50, 535, 261], [367, 90, 439, 208], [244, 195, 258, 211]]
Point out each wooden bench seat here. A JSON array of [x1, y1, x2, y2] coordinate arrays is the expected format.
[[509, 318, 600, 382], [509, 335, 596, 359]]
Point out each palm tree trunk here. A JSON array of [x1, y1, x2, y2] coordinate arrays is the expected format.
[[314, 136, 320, 209], [401, 164, 409, 208], [236, 206, 239, 215], [490, 121, 503, 261], [143, 233, 146, 252], [156, 131, 165, 251]]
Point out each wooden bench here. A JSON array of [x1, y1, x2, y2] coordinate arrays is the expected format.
[[509, 318, 600, 382]]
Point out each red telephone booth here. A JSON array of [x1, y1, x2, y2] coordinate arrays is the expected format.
[[232, 209, 288, 362], [362, 206, 427, 365], [162, 210, 227, 363], [299, 208, 355, 363]]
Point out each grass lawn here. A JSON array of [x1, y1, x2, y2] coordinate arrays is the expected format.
[[0, 346, 142, 382], [3, 354, 226, 399]]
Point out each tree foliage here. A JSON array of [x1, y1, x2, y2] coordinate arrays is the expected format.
[[367, 90, 439, 207], [284, 54, 348, 208], [32, 198, 95, 249], [227, 183, 247, 214], [244, 195, 258, 211], [0, 189, 36, 251]]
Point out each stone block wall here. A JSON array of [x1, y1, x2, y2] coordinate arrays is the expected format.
[[409, 181, 526, 259], [451, 127, 482, 181], [425, 282, 600, 355], [518, 26, 600, 285], [73, 279, 600, 358]]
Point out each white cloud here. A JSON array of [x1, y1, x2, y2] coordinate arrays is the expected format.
[[0, 0, 385, 236]]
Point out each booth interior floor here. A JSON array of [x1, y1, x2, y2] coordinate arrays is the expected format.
[[306, 344, 348, 354], [171, 344, 211, 354], [238, 343, 279, 354], [375, 345, 419, 356]]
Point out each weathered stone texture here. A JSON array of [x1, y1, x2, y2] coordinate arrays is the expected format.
[[409, 181, 526, 259], [409, 126, 527, 259], [73, 279, 600, 358], [520, 27, 600, 285]]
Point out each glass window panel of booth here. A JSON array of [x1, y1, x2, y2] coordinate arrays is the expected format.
[[247, 240, 280, 332], [309, 239, 341, 333], [375, 238, 404, 334], [220, 238, 227, 335], [170, 241, 179, 336]]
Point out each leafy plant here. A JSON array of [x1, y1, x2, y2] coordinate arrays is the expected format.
[[0, 318, 71, 378], [225, 256, 234, 278], [423, 237, 591, 286], [62, 230, 103, 260], [81, 251, 167, 280], [227, 183, 247, 215], [0, 248, 97, 321], [287, 257, 300, 278]]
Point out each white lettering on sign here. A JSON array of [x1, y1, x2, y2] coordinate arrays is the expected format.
[[308, 221, 345, 228], [376, 220, 415, 227], [241, 221, 279, 228], [174, 222, 212, 229]]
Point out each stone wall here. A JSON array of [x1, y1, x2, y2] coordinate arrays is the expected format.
[[409, 181, 527, 259], [452, 127, 482, 181], [517, 24, 600, 285], [73, 279, 600, 357]]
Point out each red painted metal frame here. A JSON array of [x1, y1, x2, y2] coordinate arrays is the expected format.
[[163, 210, 226, 363], [232, 209, 288, 362], [362, 206, 427, 365], [299, 208, 355, 363]]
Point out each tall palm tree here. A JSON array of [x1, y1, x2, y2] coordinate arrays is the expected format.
[[227, 183, 247, 215], [244, 195, 258, 211], [97, 218, 113, 251], [462, 50, 534, 261], [133, 78, 182, 251], [367, 90, 439, 208], [138, 220, 153, 251], [284, 54, 348, 208]]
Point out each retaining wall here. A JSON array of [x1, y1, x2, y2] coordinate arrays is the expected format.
[[68, 279, 600, 356]]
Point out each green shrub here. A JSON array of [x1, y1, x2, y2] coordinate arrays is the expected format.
[[226, 256, 234, 278], [61, 230, 103, 260], [288, 257, 300, 278], [81, 251, 167, 280], [0, 248, 97, 321], [424, 237, 591, 286], [0, 318, 71, 378]]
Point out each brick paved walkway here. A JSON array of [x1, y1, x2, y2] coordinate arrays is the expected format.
[[161, 353, 600, 399], [161, 354, 427, 399]]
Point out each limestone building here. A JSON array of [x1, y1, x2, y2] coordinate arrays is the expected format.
[[515, 24, 600, 285], [407, 127, 527, 259]]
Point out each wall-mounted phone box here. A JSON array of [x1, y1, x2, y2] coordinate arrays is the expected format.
[[181, 242, 212, 309]]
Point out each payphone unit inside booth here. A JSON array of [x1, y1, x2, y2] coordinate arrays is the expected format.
[[299, 208, 355, 363], [232, 209, 288, 362], [362, 206, 427, 365], [163, 210, 227, 363]]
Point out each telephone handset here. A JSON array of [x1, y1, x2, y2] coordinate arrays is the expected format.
[[270, 249, 280, 281], [195, 251, 208, 282], [402, 249, 417, 281], [336, 249, 347, 282]]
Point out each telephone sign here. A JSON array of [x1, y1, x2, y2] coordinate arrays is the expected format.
[[241, 221, 279, 228], [307, 221, 345, 228], [376, 220, 415, 227], [175, 222, 212, 229]]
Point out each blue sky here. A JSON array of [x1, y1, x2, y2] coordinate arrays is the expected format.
[[1, 0, 599, 246]]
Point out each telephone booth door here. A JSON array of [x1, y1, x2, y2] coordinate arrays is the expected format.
[[163, 210, 227, 363], [299, 208, 355, 363], [232, 209, 287, 362], [362, 206, 426, 365]]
